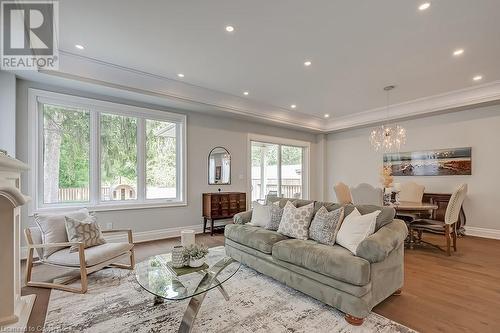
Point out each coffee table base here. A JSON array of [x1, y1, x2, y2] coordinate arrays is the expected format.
[[152, 257, 236, 333]]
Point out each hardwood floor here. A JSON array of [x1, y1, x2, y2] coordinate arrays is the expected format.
[[22, 231, 500, 333]]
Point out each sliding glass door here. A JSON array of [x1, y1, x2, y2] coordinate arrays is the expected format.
[[251, 140, 305, 203]]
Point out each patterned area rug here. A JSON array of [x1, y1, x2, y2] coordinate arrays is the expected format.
[[44, 247, 416, 333]]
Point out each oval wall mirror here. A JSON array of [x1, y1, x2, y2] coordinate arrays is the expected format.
[[208, 147, 231, 185]]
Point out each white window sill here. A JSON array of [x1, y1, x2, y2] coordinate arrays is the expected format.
[[29, 201, 187, 216]]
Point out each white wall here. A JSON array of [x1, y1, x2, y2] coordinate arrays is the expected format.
[[0, 71, 16, 157], [16, 79, 324, 241], [326, 104, 500, 232]]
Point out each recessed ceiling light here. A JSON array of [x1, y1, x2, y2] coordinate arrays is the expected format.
[[304, 60, 312, 67], [453, 49, 464, 56], [290, 104, 297, 109], [75, 44, 84, 50], [243, 91, 249, 96], [418, 2, 431, 11], [177, 73, 185, 78], [225, 25, 235, 32], [473, 75, 483, 81], [324, 114, 330, 118]]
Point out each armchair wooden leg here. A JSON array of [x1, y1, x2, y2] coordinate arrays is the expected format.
[[345, 314, 364, 326], [392, 288, 403, 296], [78, 245, 88, 293], [25, 247, 34, 286], [130, 248, 136, 269]]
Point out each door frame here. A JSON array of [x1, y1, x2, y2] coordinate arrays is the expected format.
[[247, 133, 310, 208]]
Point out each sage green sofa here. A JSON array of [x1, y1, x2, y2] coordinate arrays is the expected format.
[[224, 197, 408, 326]]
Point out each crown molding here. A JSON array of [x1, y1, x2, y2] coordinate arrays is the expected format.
[[41, 50, 328, 132], [327, 81, 500, 132], [12, 50, 500, 134]]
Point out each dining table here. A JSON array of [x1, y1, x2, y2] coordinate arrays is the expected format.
[[389, 201, 439, 213], [387, 201, 439, 247]]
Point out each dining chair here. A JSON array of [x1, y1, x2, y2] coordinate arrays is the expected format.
[[397, 182, 426, 222], [399, 182, 425, 203], [334, 182, 352, 204], [350, 183, 383, 206], [409, 183, 467, 256]]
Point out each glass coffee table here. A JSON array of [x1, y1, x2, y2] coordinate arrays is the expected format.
[[135, 247, 241, 333]]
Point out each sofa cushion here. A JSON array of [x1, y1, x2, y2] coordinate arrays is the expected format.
[[308, 206, 344, 246], [336, 208, 380, 255], [225, 224, 289, 254], [45, 242, 133, 267], [344, 205, 395, 231], [313, 201, 342, 214], [272, 239, 371, 286], [265, 204, 284, 231], [248, 201, 272, 227], [277, 201, 314, 240], [225, 238, 371, 298], [267, 197, 314, 209]]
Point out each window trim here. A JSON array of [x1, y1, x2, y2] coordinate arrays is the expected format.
[[28, 88, 187, 214], [247, 133, 310, 206]]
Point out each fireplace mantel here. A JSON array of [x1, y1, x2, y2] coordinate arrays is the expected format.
[[0, 154, 35, 331]]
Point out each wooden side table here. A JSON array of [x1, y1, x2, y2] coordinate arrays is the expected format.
[[202, 192, 246, 235]]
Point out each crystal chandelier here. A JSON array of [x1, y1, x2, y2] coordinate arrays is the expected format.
[[369, 85, 407, 152]]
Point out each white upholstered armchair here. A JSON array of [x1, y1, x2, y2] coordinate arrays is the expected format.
[[24, 227, 135, 293]]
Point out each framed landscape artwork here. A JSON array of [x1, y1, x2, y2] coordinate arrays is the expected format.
[[383, 147, 472, 176]]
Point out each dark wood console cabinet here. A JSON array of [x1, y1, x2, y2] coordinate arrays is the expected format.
[[202, 192, 246, 235]]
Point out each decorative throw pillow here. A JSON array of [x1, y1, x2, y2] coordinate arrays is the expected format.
[[248, 201, 272, 227], [65, 215, 106, 253], [277, 201, 314, 240], [34, 208, 90, 258], [264, 204, 284, 231], [335, 208, 381, 255], [309, 206, 345, 246]]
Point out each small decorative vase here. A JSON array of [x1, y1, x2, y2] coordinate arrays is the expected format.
[[188, 257, 205, 268], [171, 245, 185, 268], [394, 191, 401, 205], [181, 229, 195, 247], [383, 188, 392, 205]]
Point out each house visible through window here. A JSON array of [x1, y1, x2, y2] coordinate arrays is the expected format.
[[100, 113, 138, 201], [31, 89, 186, 211]]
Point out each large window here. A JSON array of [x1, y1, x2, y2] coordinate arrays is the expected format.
[[250, 135, 309, 203], [30, 89, 186, 211]]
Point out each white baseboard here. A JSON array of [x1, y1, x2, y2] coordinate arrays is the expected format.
[[464, 226, 500, 240], [103, 224, 205, 243], [21, 224, 210, 260]]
